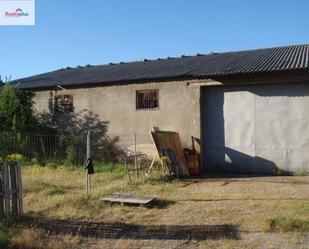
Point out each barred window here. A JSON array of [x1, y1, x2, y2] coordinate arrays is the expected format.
[[136, 89, 159, 110], [54, 94, 74, 113]]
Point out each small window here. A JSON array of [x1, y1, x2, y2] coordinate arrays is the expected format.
[[54, 94, 74, 113], [136, 89, 159, 110]]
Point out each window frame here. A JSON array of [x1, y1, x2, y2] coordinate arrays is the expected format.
[[54, 94, 74, 113], [135, 89, 159, 110]]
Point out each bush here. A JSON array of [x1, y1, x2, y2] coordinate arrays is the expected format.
[[0, 224, 10, 249], [0, 84, 40, 133], [30, 158, 40, 165], [62, 133, 125, 167], [0, 230, 9, 249], [65, 145, 77, 166], [6, 153, 24, 162], [96, 136, 125, 163]]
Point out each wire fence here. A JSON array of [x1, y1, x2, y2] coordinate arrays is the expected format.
[[0, 131, 85, 164], [0, 131, 154, 165]]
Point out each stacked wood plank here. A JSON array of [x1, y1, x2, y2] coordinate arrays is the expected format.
[[0, 162, 23, 218], [150, 128, 190, 176]]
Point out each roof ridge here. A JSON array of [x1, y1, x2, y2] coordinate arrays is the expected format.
[[76, 44, 309, 69], [203, 43, 309, 56]]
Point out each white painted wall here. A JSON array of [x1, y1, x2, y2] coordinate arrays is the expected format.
[[202, 82, 309, 174]]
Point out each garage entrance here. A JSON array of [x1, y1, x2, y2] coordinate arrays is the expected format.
[[201, 83, 309, 174]]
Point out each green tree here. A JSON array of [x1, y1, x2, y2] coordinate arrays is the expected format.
[[0, 83, 38, 132]]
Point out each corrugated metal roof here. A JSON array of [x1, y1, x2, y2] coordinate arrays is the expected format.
[[17, 44, 309, 89]]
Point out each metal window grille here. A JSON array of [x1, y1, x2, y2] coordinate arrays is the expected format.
[[54, 94, 74, 113], [136, 89, 159, 109]]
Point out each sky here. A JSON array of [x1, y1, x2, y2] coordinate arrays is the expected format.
[[1, 0, 309, 80]]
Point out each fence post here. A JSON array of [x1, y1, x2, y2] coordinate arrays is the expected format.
[[0, 163, 4, 218], [16, 161, 23, 214], [133, 132, 138, 179], [10, 163, 18, 215], [86, 131, 91, 196], [3, 162, 10, 217]]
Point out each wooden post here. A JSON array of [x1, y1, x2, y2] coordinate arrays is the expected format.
[[16, 162, 23, 214], [0, 164, 4, 218], [133, 132, 137, 179], [148, 153, 158, 174], [86, 171, 89, 196], [89, 172, 91, 194], [86, 131, 91, 196], [10, 163, 18, 215], [3, 162, 10, 217], [0, 161, 23, 218]]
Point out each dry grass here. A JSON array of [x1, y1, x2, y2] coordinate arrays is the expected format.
[[267, 217, 309, 232], [1, 164, 308, 248], [10, 227, 84, 249]]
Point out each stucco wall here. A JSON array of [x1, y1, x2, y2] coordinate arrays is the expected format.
[[202, 82, 309, 174], [33, 81, 201, 155]]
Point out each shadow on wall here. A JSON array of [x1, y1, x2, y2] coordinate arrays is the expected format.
[[202, 83, 309, 175], [36, 91, 126, 163], [46, 90, 109, 133]]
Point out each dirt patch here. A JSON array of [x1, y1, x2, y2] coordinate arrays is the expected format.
[[181, 176, 309, 200]]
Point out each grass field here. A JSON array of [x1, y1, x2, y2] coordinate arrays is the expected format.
[[1, 164, 309, 249]]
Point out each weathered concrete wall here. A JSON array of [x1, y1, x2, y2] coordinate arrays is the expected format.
[[202, 82, 309, 174], [33, 81, 201, 155]]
